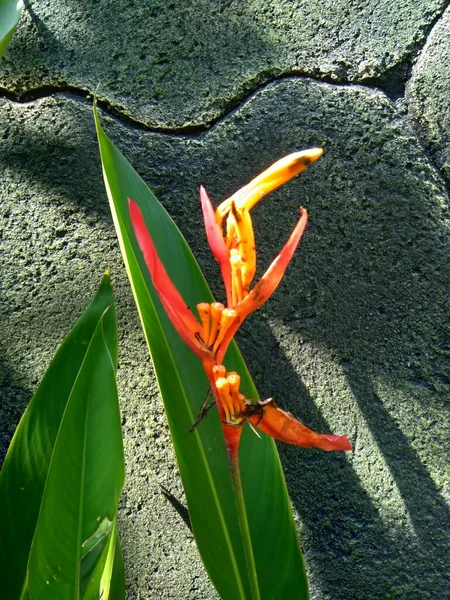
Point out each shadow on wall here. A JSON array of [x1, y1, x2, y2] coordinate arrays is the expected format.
[[238, 314, 450, 599], [197, 80, 450, 598], [224, 84, 450, 597]]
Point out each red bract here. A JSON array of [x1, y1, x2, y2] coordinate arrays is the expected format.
[[129, 198, 211, 362], [200, 186, 232, 307], [249, 399, 352, 452]]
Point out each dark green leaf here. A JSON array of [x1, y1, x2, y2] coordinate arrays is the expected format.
[[95, 106, 308, 599], [0, 273, 125, 600]]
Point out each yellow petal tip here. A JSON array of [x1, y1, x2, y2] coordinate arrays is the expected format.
[[290, 147, 323, 166]]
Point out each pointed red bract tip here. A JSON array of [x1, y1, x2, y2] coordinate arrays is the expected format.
[[237, 207, 308, 321], [128, 198, 204, 358], [200, 186, 232, 306], [214, 207, 309, 358], [250, 399, 352, 452]]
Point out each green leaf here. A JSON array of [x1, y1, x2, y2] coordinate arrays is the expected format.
[[80, 517, 121, 600], [0, 273, 125, 600], [95, 106, 308, 599], [0, 0, 23, 60], [108, 529, 126, 600]]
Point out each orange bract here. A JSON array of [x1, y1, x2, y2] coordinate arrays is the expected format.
[[249, 399, 352, 452], [215, 149, 323, 219], [211, 365, 352, 452]]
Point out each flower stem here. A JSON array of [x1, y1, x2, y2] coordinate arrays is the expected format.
[[228, 443, 261, 600]]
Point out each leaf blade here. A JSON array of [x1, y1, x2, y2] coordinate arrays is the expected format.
[[95, 107, 308, 599], [0, 274, 124, 600], [27, 307, 124, 598]]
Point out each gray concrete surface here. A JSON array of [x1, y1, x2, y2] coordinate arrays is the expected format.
[[1, 1, 449, 599], [0, 0, 447, 126]]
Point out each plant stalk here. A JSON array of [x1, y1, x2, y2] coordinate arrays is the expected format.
[[228, 443, 261, 600]]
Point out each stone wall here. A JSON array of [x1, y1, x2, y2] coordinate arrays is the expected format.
[[1, 2, 449, 598]]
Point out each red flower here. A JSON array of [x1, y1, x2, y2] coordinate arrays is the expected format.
[[128, 150, 351, 454]]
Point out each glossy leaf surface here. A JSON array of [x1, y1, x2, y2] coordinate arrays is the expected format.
[[0, 274, 125, 599], [0, 0, 22, 59], [95, 107, 308, 599]]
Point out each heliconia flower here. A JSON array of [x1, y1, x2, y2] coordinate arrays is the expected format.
[[129, 178, 352, 455], [200, 149, 322, 362], [131, 150, 323, 367], [211, 365, 352, 452]]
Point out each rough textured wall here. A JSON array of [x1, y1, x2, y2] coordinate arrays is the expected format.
[[1, 1, 449, 599]]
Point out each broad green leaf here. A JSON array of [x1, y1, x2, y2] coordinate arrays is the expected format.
[[0, 273, 125, 600], [95, 106, 308, 599], [0, 0, 23, 59]]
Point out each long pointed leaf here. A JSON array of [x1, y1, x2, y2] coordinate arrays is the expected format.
[[0, 274, 125, 600], [95, 107, 308, 599]]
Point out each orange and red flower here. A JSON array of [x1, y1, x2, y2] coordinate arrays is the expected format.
[[128, 149, 352, 455], [199, 150, 322, 362]]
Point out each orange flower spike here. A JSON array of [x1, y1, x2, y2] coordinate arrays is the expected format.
[[250, 398, 352, 452], [128, 198, 206, 360], [216, 148, 323, 220], [201, 150, 321, 345]]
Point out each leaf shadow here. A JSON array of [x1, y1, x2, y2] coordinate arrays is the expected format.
[[240, 313, 450, 598], [159, 484, 192, 533]]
